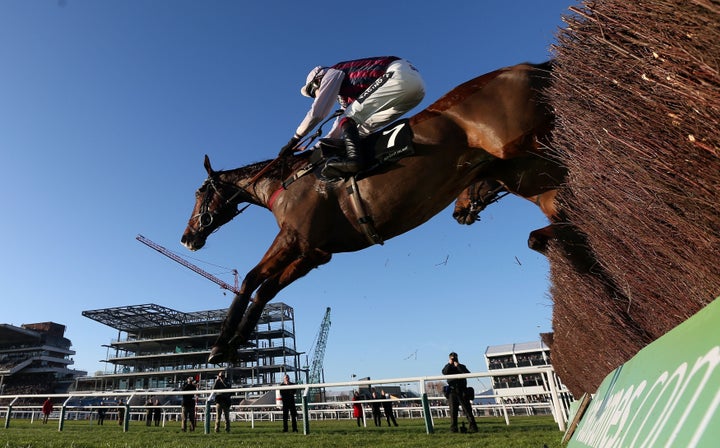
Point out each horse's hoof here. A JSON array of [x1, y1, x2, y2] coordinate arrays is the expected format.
[[208, 346, 226, 364]]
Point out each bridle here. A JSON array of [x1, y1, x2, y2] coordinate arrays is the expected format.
[[468, 183, 508, 214], [192, 176, 250, 233]]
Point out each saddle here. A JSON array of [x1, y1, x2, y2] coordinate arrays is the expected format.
[[284, 119, 415, 185], [314, 119, 415, 179], [281, 119, 415, 246]]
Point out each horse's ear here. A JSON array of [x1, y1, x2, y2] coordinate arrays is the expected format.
[[204, 154, 214, 175]]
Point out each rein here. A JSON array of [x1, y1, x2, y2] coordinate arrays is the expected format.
[[243, 109, 343, 189], [196, 110, 345, 228], [470, 185, 508, 212]]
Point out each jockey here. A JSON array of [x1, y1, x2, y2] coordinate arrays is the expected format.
[[279, 56, 425, 175]]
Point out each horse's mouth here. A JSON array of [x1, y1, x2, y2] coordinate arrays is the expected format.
[[181, 233, 206, 251]]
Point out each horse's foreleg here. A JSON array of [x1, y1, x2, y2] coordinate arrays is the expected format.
[[231, 250, 332, 344], [211, 292, 251, 360], [529, 189, 559, 220], [528, 225, 556, 254], [209, 233, 313, 364], [209, 250, 285, 363]]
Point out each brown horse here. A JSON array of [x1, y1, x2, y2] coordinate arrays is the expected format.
[[452, 160, 564, 253], [181, 61, 560, 363], [452, 179, 507, 225]]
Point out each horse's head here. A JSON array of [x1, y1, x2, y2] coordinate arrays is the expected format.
[[181, 155, 248, 251]]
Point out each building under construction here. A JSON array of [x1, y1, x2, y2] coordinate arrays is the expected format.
[[77, 302, 304, 392]]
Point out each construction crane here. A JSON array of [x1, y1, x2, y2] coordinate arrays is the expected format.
[[308, 307, 332, 386], [136, 234, 240, 294]]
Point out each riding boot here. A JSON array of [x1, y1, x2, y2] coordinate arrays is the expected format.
[[324, 118, 364, 174]]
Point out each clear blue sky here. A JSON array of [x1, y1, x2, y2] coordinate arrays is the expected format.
[[0, 1, 574, 387]]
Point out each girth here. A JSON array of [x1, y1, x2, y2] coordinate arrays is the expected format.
[[346, 176, 383, 246]]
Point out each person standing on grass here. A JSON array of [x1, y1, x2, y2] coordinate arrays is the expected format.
[[370, 388, 383, 427], [145, 397, 153, 426], [352, 390, 363, 427], [117, 399, 126, 426], [213, 372, 232, 433], [41, 398, 53, 424], [381, 389, 399, 427], [279, 374, 299, 433], [152, 398, 162, 426], [97, 404, 106, 425], [181, 377, 197, 432], [442, 352, 478, 433]]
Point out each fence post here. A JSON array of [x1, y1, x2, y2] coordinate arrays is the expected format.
[[544, 369, 566, 432], [421, 393, 434, 434], [123, 404, 130, 432], [204, 400, 211, 434], [4, 405, 11, 429], [500, 398, 509, 425], [58, 405, 66, 431], [301, 394, 310, 434]]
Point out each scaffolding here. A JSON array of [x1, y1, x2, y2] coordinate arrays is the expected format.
[[78, 302, 303, 392]]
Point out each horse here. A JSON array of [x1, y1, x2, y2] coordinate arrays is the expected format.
[[181, 61, 561, 363], [451, 159, 565, 254], [451, 179, 507, 225]]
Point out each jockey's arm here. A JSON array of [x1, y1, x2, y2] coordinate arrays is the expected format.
[[294, 68, 344, 138]]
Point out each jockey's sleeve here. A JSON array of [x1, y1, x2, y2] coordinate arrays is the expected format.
[[295, 68, 344, 138]]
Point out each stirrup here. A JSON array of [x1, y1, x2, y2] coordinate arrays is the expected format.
[[321, 158, 351, 179], [325, 157, 363, 173]]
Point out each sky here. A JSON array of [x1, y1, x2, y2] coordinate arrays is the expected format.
[[0, 0, 576, 388]]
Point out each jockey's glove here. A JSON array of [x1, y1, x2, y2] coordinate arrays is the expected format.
[[279, 135, 301, 157]]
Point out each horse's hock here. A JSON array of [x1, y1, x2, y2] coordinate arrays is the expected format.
[[546, 0, 720, 396]]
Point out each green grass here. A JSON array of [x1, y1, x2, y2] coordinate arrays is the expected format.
[[1, 417, 565, 448]]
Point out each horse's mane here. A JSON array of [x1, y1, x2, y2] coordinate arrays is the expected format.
[[222, 151, 313, 182]]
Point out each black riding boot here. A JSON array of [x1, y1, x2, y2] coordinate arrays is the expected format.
[[325, 118, 364, 174]]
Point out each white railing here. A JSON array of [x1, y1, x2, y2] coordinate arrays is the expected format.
[[1, 365, 572, 435]]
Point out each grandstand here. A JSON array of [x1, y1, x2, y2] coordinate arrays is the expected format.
[[0, 322, 86, 395], [77, 302, 304, 392], [485, 340, 571, 405]]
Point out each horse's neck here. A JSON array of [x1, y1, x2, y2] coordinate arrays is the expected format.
[[224, 165, 282, 207]]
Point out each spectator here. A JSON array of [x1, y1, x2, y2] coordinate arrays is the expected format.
[[442, 352, 478, 433], [145, 397, 153, 426], [352, 390, 363, 427], [181, 377, 197, 432], [97, 404, 106, 425], [152, 398, 161, 426], [381, 389, 398, 427], [117, 399, 126, 426], [41, 397, 53, 424], [213, 372, 232, 433], [279, 374, 298, 433], [370, 388, 383, 427]]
